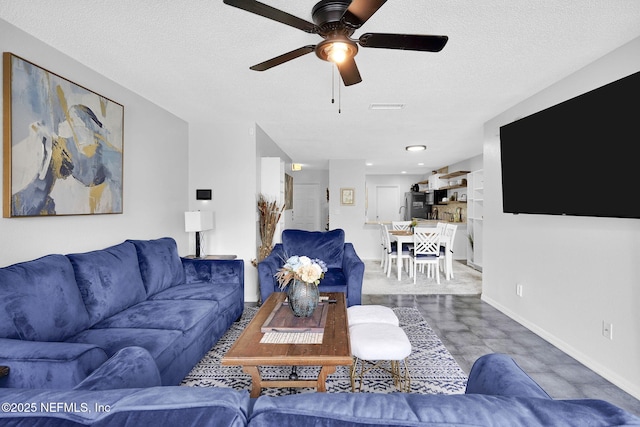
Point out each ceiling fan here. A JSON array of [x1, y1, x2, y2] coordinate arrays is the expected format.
[[223, 0, 448, 86]]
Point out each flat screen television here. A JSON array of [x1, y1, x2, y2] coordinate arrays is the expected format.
[[500, 70, 640, 219]]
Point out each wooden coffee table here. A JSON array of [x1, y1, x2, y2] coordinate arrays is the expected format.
[[221, 292, 351, 397]]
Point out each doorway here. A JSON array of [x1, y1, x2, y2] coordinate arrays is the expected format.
[[375, 186, 400, 222], [292, 183, 321, 231]]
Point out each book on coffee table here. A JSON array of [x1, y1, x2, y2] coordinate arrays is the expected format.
[[261, 301, 329, 333]]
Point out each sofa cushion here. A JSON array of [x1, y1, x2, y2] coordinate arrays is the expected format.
[[68, 242, 147, 325], [0, 338, 107, 389], [0, 254, 91, 342], [466, 353, 552, 399], [92, 300, 219, 344], [0, 387, 251, 427], [73, 346, 162, 391], [66, 327, 183, 376], [317, 268, 346, 287], [282, 229, 345, 269], [249, 393, 640, 427], [151, 280, 240, 304], [127, 237, 185, 296]]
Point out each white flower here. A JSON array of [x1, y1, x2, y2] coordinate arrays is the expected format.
[[275, 255, 328, 288]]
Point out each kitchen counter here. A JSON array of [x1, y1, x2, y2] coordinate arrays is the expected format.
[[365, 219, 466, 225], [414, 219, 466, 225]]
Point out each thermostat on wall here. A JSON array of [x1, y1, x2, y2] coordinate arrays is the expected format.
[[196, 189, 212, 200]]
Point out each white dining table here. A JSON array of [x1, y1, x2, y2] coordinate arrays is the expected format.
[[388, 228, 449, 281]]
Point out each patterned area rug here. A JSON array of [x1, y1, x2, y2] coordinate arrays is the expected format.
[[362, 259, 482, 295], [181, 306, 468, 396]]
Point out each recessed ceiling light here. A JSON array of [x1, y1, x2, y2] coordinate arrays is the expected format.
[[369, 103, 405, 110], [366, 162, 373, 166], [418, 162, 424, 166], [405, 145, 426, 152], [401, 171, 407, 174]]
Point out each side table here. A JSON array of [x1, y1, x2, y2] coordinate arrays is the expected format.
[[184, 255, 237, 260]]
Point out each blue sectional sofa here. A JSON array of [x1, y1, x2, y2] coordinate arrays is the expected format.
[[0, 237, 244, 389], [1, 353, 638, 426], [258, 229, 365, 306]]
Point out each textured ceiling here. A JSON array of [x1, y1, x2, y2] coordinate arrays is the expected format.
[[2, 1, 640, 174]]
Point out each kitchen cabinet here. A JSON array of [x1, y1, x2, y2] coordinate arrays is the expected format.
[[428, 173, 445, 190], [466, 170, 483, 271], [417, 170, 469, 191]]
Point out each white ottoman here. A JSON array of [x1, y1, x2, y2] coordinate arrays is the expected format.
[[349, 323, 411, 392], [347, 305, 399, 327]]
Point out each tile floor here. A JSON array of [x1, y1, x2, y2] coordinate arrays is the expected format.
[[363, 293, 640, 416]]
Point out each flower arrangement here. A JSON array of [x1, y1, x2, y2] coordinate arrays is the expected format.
[[275, 255, 327, 289]]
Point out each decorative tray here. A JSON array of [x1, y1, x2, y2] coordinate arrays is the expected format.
[[261, 301, 329, 333]]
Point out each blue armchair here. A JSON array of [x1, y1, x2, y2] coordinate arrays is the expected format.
[[258, 229, 365, 306]]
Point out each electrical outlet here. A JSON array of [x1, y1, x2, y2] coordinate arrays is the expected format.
[[602, 321, 613, 340], [516, 283, 524, 297]]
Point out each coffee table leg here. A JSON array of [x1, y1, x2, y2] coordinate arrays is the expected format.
[[317, 366, 336, 392], [242, 366, 262, 398]]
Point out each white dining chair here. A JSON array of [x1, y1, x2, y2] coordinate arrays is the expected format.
[[412, 227, 441, 284], [391, 221, 412, 231], [440, 223, 458, 280], [383, 224, 412, 279], [392, 220, 414, 253], [379, 223, 391, 271]]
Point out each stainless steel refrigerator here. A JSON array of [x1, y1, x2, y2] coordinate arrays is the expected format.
[[403, 192, 429, 220]]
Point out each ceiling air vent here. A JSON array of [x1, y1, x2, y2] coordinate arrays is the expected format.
[[368, 103, 405, 110]]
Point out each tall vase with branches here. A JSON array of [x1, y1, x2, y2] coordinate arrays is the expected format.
[[257, 194, 285, 263]]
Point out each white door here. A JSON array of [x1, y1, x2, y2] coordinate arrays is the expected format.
[[376, 186, 400, 222], [292, 184, 320, 231]]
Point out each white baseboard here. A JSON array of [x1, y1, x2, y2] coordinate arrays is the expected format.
[[481, 294, 640, 401]]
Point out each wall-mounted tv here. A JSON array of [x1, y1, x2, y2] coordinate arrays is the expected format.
[[500, 70, 640, 219]]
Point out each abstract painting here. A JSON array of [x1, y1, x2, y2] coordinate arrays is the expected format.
[[3, 53, 124, 217]]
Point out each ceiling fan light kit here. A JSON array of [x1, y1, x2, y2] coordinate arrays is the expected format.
[[317, 38, 358, 64], [223, 0, 448, 86]]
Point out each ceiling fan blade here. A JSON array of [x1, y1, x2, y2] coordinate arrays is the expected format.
[[223, 0, 318, 33], [336, 57, 362, 86], [358, 33, 448, 52], [249, 46, 316, 71], [342, 0, 387, 28]]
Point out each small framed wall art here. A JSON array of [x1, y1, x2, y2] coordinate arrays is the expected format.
[[340, 188, 355, 206], [284, 173, 293, 210], [3, 53, 124, 217]]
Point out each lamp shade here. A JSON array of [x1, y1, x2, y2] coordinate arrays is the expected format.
[[184, 211, 214, 232]]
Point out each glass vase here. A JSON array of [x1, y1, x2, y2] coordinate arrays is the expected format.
[[287, 279, 319, 317]]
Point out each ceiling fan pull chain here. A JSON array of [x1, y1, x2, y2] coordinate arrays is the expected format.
[[331, 64, 335, 104], [338, 76, 342, 114]]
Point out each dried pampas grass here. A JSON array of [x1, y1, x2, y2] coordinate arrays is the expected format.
[[257, 194, 285, 262]]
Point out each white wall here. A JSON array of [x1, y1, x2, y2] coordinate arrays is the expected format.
[[189, 120, 258, 302], [482, 36, 640, 398], [329, 159, 368, 254], [0, 19, 190, 265]]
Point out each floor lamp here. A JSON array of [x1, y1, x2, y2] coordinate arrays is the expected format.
[[184, 211, 214, 258]]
